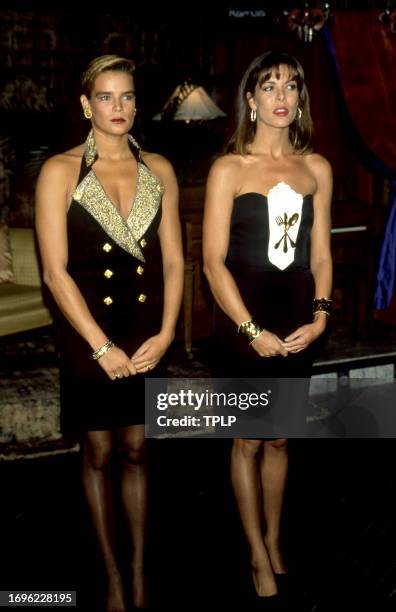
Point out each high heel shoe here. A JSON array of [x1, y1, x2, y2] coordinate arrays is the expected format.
[[254, 592, 283, 610], [274, 572, 290, 592]]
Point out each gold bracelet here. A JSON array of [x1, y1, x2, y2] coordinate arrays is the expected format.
[[92, 339, 115, 360], [237, 320, 263, 344], [313, 309, 331, 318], [237, 320, 251, 333]]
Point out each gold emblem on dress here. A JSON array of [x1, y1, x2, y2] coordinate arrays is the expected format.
[[103, 296, 113, 305], [274, 212, 299, 253], [104, 269, 114, 278], [138, 293, 146, 303]]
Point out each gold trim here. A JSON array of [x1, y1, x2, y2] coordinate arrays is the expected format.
[[84, 130, 97, 167], [128, 133, 141, 155], [74, 131, 163, 262], [127, 163, 164, 243], [73, 171, 145, 262], [84, 130, 141, 167]]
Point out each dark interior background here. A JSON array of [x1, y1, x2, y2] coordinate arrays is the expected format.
[[0, 3, 390, 216], [0, 2, 395, 329]]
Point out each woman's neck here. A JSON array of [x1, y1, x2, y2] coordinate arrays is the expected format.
[[249, 125, 293, 159], [92, 128, 132, 161]]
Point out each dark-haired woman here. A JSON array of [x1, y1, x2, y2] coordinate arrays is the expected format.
[[203, 51, 332, 604], [36, 55, 184, 611]]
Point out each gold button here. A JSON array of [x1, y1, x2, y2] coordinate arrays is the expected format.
[[157, 184, 162, 192], [103, 296, 113, 306], [104, 269, 114, 279], [138, 293, 146, 303], [136, 266, 144, 275], [140, 238, 147, 248], [103, 243, 112, 253]]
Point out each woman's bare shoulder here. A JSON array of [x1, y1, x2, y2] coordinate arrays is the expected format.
[[211, 153, 243, 172], [303, 152, 332, 181], [39, 144, 84, 179], [204, 154, 246, 204], [208, 153, 244, 185], [140, 150, 175, 179]]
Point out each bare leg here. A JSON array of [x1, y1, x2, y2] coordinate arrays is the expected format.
[[261, 438, 288, 574], [81, 430, 126, 612], [118, 425, 148, 609], [231, 438, 277, 597]]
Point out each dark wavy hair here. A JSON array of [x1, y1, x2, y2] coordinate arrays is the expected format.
[[226, 50, 313, 155]]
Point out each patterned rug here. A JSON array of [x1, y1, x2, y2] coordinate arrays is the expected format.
[[0, 332, 63, 459], [0, 329, 211, 460]]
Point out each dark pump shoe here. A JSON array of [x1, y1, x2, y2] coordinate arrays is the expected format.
[[255, 592, 283, 610], [274, 572, 290, 591]]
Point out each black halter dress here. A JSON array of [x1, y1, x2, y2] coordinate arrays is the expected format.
[[56, 131, 164, 439]]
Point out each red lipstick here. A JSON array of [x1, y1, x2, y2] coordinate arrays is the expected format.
[[273, 107, 289, 116]]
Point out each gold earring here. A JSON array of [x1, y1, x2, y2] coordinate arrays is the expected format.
[[134, 107, 137, 115], [250, 108, 257, 122], [83, 106, 92, 120], [297, 107, 302, 120]]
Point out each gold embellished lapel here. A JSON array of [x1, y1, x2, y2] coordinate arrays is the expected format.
[[84, 130, 97, 167], [128, 133, 141, 157], [72, 171, 146, 262], [72, 131, 163, 262], [127, 163, 164, 242], [84, 130, 140, 167]]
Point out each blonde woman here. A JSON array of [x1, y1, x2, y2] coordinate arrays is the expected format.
[[36, 55, 184, 611]]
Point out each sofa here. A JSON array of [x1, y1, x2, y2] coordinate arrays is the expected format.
[[0, 226, 52, 337]]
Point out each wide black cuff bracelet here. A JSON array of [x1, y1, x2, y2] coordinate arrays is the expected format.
[[313, 297, 333, 317]]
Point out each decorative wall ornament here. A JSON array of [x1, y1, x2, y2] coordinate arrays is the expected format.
[[379, 7, 396, 34], [277, 4, 331, 43]]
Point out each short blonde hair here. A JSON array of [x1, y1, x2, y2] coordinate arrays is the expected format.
[[81, 55, 135, 97]]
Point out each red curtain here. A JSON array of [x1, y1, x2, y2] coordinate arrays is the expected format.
[[330, 9, 396, 172]]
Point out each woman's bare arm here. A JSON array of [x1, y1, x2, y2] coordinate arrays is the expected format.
[[309, 155, 333, 309], [282, 154, 333, 352]]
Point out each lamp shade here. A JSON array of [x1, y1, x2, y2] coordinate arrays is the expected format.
[[153, 82, 226, 121]]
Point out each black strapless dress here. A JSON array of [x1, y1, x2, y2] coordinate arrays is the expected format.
[[213, 181, 317, 378], [55, 131, 165, 439]]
